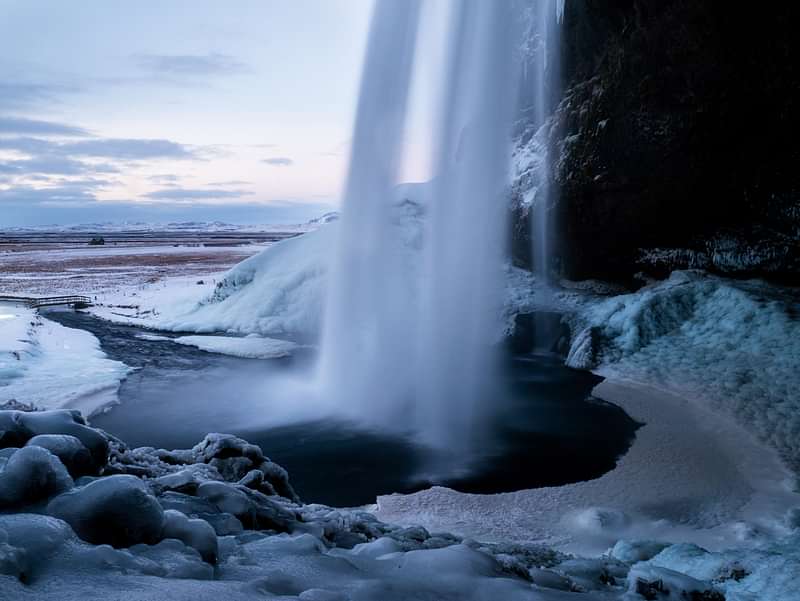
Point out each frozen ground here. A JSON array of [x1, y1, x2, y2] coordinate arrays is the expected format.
[[0, 304, 130, 415], [3, 412, 797, 601]]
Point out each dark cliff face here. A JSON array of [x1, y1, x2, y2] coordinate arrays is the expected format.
[[524, 0, 799, 284]]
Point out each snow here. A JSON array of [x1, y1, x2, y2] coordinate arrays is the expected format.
[[376, 379, 800, 555], [1, 409, 798, 600], [568, 271, 800, 473], [172, 335, 299, 359], [0, 306, 130, 415], [84, 227, 335, 339], [0, 446, 74, 509]]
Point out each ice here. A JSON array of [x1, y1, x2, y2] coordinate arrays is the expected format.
[[0, 412, 795, 599], [172, 334, 299, 359], [162, 509, 218, 564], [0, 308, 130, 415], [47, 475, 166, 547], [25, 434, 95, 478], [0, 446, 73, 509], [610, 540, 671, 564], [569, 271, 800, 472], [626, 564, 722, 600], [0, 409, 110, 470], [376, 379, 800, 554], [155, 226, 336, 339]]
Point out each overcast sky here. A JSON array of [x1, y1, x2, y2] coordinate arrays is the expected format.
[[0, 0, 381, 225]]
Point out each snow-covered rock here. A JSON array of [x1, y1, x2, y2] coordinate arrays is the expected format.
[[627, 564, 723, 600], [25, 434, 95, 478], [162, 509, 218, 564], [0, 446, 73, 509], [0, 409, 109, 470], [47, 475, 165, 547]]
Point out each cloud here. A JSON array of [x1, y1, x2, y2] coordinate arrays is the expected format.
[[0, 182, 99, 204], [135, 53, 247, 77], [0, 136, 196, 160], [0, 82, 79, 111], [142, 187, 253, 201], [147, 174, 181, 184], [66, 138, 196, 160], [0, 136, 57, 155], [262, 157, 293, 166], [0, 116, 90, 137], [207, 179, 252, 186], [0, 155, 119, 176]]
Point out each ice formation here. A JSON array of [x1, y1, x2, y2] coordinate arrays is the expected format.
[[4, 408, 795, 600]]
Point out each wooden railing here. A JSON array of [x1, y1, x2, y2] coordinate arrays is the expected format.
[[0, 295, 92, 308]]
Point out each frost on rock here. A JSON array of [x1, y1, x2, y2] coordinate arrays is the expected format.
[[25, 434, 95, 478], [47, 475, 166, 548], [2, 407, 796, 599], [0, 409, 109, 473], [0, 446, 73, 509]]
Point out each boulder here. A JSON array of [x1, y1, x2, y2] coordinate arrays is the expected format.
[[47, 475, 165, 548], [162, 509, 218, 564], [0, 447, 73, 509], [25, 435, 95, 478], [0, 410, 109, 473]]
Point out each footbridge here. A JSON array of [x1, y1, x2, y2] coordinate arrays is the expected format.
[[0, 295, 92, 309]]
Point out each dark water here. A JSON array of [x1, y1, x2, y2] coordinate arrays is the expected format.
[[48, 311, 640, 507]]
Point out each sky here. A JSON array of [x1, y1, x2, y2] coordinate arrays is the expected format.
[[0, 0, 380, 225]]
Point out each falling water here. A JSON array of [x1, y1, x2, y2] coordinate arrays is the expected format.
[[531, 0, 563, 287], [317, 0, 421, 422], [415, 1, 518, 454], [320, 0, 520, 458]]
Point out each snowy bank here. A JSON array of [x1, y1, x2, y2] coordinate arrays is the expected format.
[[0, 305, 129, 415]]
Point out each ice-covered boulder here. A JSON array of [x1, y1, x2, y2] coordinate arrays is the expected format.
[[611, 540, 671, 564], [628, 564, 724, 600], [161, 509, 218, 564], [0, 446, 74, 509], [196, 480, 297, 532], [0, 409, 109, 473], [0, 514, 75, 581], [193, 433, 298, 501], [25, 434, 95, 478], [47, 474, 165, 547]]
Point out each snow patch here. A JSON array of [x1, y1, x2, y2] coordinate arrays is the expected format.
[[172, 335, 299, 359]]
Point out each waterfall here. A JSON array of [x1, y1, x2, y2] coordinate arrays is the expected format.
[[526, 0, 563, 350], [317, 0, 421, 423], [414, 1, 517, 454], [532, 0, 558, 286], [319, 0, 520, 457]]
